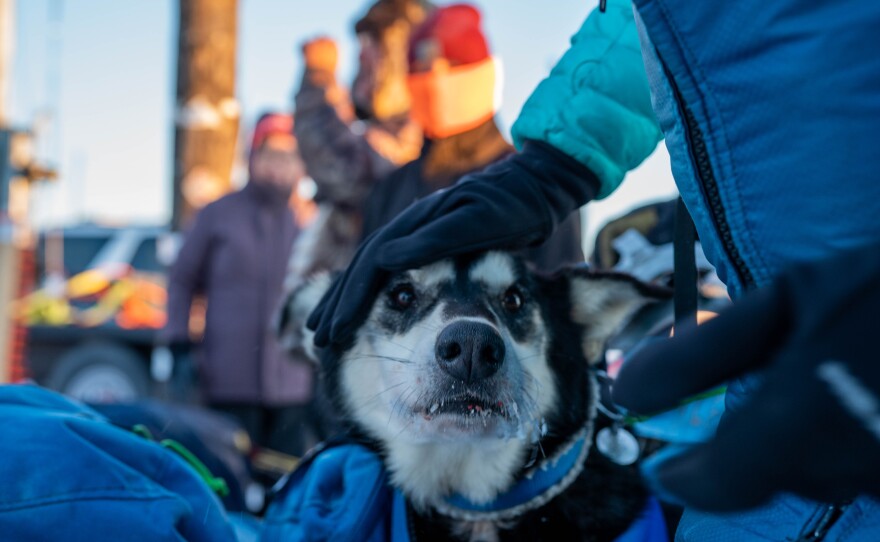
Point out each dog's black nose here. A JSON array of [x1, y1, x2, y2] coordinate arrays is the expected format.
[[435, 321, 505, 383]]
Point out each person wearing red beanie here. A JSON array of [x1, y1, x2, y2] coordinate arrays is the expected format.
[[249, 112, 294, 154], [406, 4, 496, 139], [359, 3, 584, 273], [163, 112, 321, 457], [407, 3, 489, 69]]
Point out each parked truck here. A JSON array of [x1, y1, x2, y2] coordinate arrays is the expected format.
[[20, 224, 174, 402]]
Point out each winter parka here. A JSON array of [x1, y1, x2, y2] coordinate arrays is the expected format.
[[163, 182, 313, 406], [511, 0, 880, 539]]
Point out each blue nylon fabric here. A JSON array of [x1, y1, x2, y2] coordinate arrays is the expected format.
[[391, 491, 411, 542], [0, 384, 237, 542], [675, 495, 880, 542], [260, 444, 393, 542], [631, 8, 741, 299], [616, 497, 670, 542], [633, 0, 880, 297], [632, 0, 880, 539], [263, 442, 669, 541]]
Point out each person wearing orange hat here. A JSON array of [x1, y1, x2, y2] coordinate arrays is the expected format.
[[162, 112, 319, 457], [358, 3, 582, 271]]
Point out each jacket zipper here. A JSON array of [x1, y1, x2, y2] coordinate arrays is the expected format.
[[662, 63, 756, 290], [658, 57, 847, 541], [793, 503, 848, 542]]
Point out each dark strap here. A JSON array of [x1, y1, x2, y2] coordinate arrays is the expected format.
[[673, 197, 698, 327]]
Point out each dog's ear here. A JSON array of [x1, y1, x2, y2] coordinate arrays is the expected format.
[[275, 273, 333, 364], [565, 267, 670, 364]]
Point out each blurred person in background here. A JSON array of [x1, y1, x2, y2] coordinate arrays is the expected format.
[[162, 113, 318, 457], [287, 0, 431, 285], [360, 3, 583, 270]]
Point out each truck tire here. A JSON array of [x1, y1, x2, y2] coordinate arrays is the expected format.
[[45, 342, 151, 403]]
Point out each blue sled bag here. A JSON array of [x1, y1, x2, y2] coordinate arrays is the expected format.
[[0, 384, 239, 542]]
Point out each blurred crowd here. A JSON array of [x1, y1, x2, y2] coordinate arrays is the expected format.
[[161, 0, 553, 458]]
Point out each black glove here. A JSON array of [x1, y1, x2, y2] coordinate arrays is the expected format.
[[613, 241, 880, 511], [307, 141, 600, 346]]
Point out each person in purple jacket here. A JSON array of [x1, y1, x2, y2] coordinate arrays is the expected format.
[[162, 112, 318, 457]]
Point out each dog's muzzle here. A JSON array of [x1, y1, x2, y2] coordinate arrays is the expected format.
[[435, 321, 505, 384]]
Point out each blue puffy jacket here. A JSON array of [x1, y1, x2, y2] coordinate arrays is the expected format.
[[512, 0, 880, 539], [0, 385, 242, 542]]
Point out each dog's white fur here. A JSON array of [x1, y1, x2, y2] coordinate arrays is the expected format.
[[407, 260, 457, 290], [387, 437, 528, 508], [468, 252, 517, 292]]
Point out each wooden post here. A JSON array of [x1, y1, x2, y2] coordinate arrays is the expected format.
[[171, 0, 239, 231]]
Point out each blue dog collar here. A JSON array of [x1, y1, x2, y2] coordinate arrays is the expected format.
[[432, 423, 593, 522]]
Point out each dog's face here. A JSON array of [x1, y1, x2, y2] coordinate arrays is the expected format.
[[282, 252, 664, 508], [341, 253, 556, 444]]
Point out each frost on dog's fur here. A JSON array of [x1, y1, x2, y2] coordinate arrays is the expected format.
[[279, 252, 665, 536]]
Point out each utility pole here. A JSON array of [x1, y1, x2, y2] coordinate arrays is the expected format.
[[171, 0, 239, 231]]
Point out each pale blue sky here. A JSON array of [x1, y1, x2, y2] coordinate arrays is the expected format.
[[9, 0, 676, 249]]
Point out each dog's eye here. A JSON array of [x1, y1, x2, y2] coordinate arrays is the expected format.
[[389, 284, 416, 310], [501, 287, 523, 312]]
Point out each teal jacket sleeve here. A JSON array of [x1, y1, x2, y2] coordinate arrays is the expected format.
[[511, 0, 661, 199]]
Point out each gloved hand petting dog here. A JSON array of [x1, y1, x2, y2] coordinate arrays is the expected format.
[[283, 252, 670, 541], [306, 141, 600, 348], [614, 240, 880, 511]]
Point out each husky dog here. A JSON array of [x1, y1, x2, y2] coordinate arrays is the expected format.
[[279, 252, 669, 541]]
